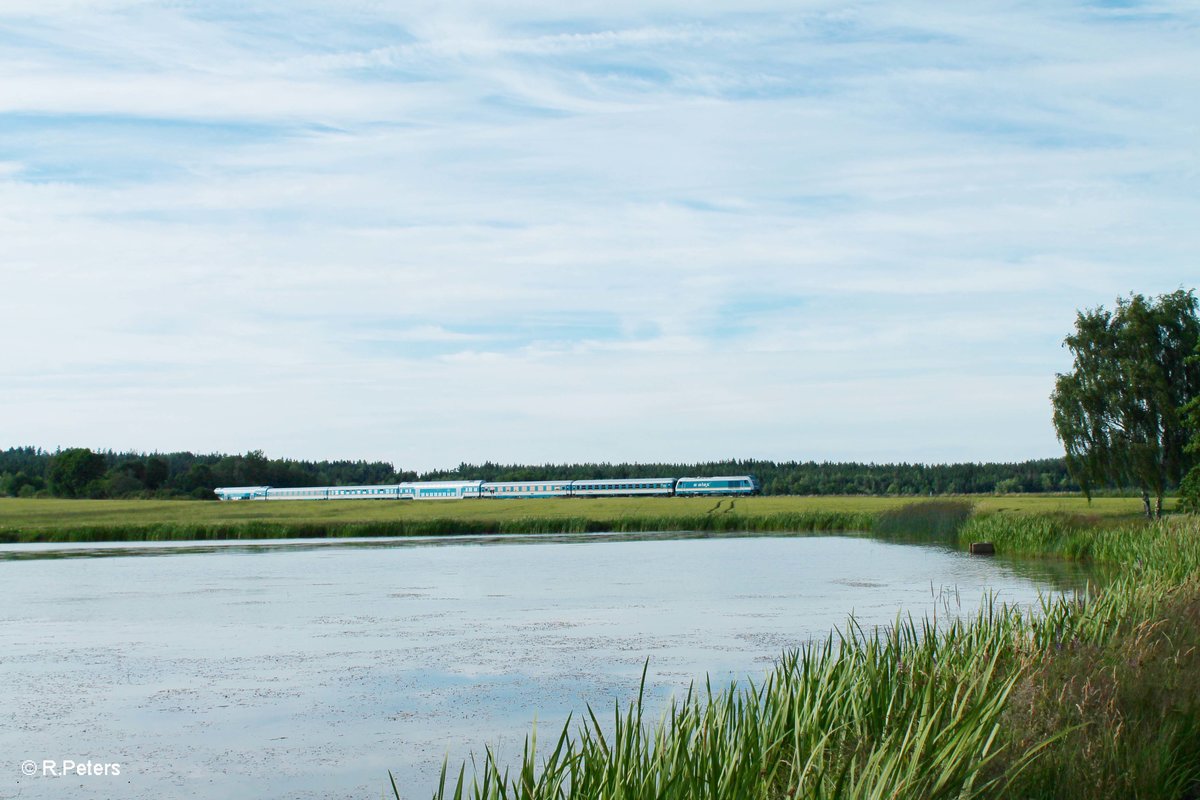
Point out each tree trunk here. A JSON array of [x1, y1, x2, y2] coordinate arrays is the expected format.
[[1155, 492, 1164, 519], [1142, 489, 1153, 519]]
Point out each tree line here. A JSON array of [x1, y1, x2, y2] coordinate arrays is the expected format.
[[0, 446, 1081, 500], [6, 287, 1199, 508], [0, 448, 412, 500], [422, 459, 1080, 496]]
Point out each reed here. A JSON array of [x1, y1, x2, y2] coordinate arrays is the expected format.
[[872, 499, 975, 540], [394, 515, 1200, 800], [0, 510, 878, 543]]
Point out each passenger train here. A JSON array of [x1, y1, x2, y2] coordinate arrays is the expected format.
[[214, 475, 760, 501]]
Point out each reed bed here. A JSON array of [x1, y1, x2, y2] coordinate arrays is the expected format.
[[871, 499, 975, 540], [397, 514, 1200, 800], [0, 510, 877, 543], [960, 512, 1200, 577]]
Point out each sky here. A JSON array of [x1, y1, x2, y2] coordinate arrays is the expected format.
[[1, 0, 1197, 470]]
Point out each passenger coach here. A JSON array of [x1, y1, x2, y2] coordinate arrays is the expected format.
[[482, 480, 572, 498], [569, 477, 676, 497]]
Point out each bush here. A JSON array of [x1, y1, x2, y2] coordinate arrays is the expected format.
[[1180, 467, 1200, 513]]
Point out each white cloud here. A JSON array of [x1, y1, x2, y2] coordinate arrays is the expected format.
[[0, 0, 1197, 467]]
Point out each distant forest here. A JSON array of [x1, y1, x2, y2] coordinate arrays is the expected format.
[[0, 446, 1094, 500]]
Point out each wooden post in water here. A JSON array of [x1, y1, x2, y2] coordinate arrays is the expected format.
[[969, 542, 995, 555]]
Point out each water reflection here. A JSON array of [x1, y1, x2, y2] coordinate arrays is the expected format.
[[2, 529, 816, 560], [0, 531, 1102, 800]]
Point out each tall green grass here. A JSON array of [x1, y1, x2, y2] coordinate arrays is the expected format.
[[395, 515, 1200, 800], [960, 512, 1200, 576], [872, 499, 975, 540], [414, 609, 1037, 800], [0, 510, 877, 544]]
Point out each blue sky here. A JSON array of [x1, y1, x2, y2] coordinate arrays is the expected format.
[[1, 0, 1197, 470]]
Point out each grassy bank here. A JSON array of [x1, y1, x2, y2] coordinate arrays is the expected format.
[[401, 512, 1200, 800], [0, 494, 1160, 543]]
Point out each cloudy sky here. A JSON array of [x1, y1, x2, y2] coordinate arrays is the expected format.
[[1, 1, 1196, 470]]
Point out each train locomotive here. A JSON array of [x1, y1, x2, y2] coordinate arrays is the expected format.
[[214, 475, 759, 501]]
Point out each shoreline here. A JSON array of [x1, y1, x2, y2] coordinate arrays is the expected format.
[[0, 494, 1160, 544]]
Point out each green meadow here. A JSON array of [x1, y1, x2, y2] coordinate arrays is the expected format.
[[0, 494, 1162, 543]]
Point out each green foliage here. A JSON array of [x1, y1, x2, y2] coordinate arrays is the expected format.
[[1181, 339, 1200, 513], [46, 447, 107, 498], [143, 457, 169, 490], [1180, 468, 1200, 513], [0, 446, 407, 499], [0, 470, 44, 497], [993, 477, 1021, 494], [1052, 289, 1200, 517]]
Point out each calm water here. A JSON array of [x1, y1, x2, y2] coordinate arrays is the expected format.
[[0, 532, 1096, 800]]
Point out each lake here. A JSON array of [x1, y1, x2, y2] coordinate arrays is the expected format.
[[0, 532, 1096, 799]]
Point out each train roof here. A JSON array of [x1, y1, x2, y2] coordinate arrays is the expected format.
[[569, 477, 676, 485], [408, 480, 486, 488], [677, 475, 758, 481]]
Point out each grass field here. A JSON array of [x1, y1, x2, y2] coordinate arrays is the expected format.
[[0, 494, 1163, 541]]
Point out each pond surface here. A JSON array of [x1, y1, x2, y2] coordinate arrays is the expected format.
[[0, 532, 1097, 800]]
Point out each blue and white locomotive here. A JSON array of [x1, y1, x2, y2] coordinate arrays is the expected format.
[[214, 474, 759, 501]]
